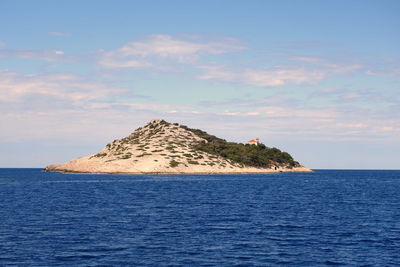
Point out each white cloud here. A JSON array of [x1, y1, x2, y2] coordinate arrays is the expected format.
[[312, 87, 396, 105], [99, 56, 150, 68], [194, 96, 400, 142], [0, 69, 210, 142], [291, 56, 322, 63], [365, 69, 400, 77], [0, 41, 5, 48], [98, 34, 244, 68], [210, 105, 400, 142], [199, 65, 326, 87], [217, 105, 335, 119], [0, 70, 122, 104], [292, 56, 362, 73], [198, 59, 361, 87], [342, 92, 362, 99], [323, 63, 362, 74], [198, 65, 236, 81], [0, 49, 67, 61], [1, 74, 399, 152], [241, 68, 326, 87]]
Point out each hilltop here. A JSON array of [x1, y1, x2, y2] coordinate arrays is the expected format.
[[44, 119, 311, 174]]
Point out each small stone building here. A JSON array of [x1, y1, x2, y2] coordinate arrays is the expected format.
[[247, 138, 260, 145]]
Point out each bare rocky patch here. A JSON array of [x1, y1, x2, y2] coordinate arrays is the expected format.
[[45, 119, 312, 174]]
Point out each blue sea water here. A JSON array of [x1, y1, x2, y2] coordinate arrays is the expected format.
[[0, 169, 399, 266]]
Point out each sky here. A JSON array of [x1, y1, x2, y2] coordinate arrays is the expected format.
[[0, 0, 399, 169]]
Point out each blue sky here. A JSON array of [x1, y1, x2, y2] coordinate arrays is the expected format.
[[1, 0, 399, 169]]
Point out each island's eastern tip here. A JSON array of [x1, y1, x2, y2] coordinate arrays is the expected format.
[[44, 119, 311, 174]]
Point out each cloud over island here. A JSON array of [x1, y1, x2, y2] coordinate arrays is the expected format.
[[98, 34, 244, 69]]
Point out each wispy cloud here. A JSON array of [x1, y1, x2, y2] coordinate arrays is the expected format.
[[98, 34, 244, 68], [241, 68, 326, 87], [198, 65, 325, 86], [0, 71, 202, 142], [1, 69, 398, 145], [201, 101, 400, 142], [0, 70, 122, 104], [0, 49, 67, 62], [1, 34, 396, 149], [366, 69, 400, 77], [198, 57, 361, 87], [313, 87, 400, 105], [193, 94, 400, 142], [0, 41, 5, 48]]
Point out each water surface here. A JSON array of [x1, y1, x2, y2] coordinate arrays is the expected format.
[[0, 169, 399, 266]]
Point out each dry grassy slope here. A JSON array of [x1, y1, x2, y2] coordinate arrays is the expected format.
[[44, 119, 312, 174]]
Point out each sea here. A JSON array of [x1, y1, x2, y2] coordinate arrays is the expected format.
[[0, 169, 399, 266]]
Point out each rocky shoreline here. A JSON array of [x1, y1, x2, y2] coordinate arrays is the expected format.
[[44, 166, 312, 175]]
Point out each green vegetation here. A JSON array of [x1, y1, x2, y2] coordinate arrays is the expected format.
[[137, 153, 152, 157], [94, 153, 107, 158], [169, 160, 179, 167], [120, 154, 132, 159], [102, 119, 300, 169], [181, 125, 299, 168]]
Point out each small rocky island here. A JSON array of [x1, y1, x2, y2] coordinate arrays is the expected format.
[[44, 119, 312, 174]]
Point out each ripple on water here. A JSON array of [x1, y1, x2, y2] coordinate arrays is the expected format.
[[0, 169, 399, 266]]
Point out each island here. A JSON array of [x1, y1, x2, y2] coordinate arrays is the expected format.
[[44, 119, 312, 174]]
